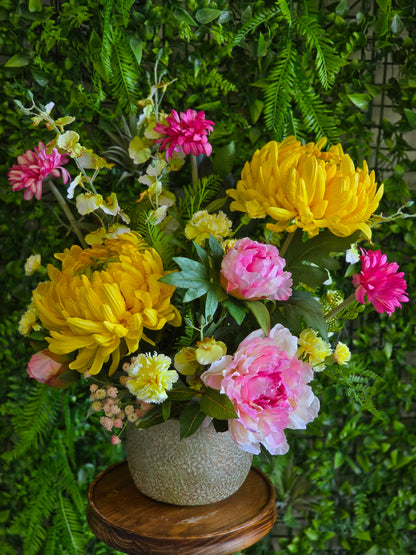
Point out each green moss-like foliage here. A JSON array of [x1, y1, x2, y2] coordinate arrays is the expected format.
[[1, 1, 415, 553]]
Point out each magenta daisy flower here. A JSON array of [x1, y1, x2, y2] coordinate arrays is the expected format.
[[8, 141, 70, 200], [352, 249, 409, 316], [153, 109, 215, 160]]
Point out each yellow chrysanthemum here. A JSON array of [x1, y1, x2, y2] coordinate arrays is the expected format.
[[125, 352, 178, 403], [227, 136, 383, 238], [333, 342, 351, 365], [184, 210, 232, 246], [297, 328, 332, 371], [32, 232, 181, 376]]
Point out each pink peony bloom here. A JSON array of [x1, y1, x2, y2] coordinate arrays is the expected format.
[[220, 238, 292, 301], [201, 324, 320, 455], [27, 349, 75, 389], [153, 109, 214, 160], [352, 249, 409, 316], [8, 141, 70, 200]]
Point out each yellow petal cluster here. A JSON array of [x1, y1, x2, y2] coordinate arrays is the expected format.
[[33, 232, 181, 376], [184, 210, 232, 246], [227, 136, 383, 238], [125, 352, 178, 403]]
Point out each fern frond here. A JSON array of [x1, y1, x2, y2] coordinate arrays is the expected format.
[[276, 0, 291, 23], [203, 69, 237, 95], [57, 492, 86, 555], [4, 385, 60, 461], [294, 14, 341, 90], [264, 41, 296, 139], [101, 0, 114, 78], [110, 26, 140, 112], [134, 212, 176, 268], [180, 175, 222, 220], [294, 68, 339, 143], [115, 0, 135, 26], [230, 5, 282, 48]]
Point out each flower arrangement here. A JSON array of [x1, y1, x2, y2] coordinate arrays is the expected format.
[[12, 86, 409, 456]]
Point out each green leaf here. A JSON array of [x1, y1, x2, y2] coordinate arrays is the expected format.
[[200, 387, 237, 419], [222, 298, 248, 325], [404, 109, 416, 129], [168, 384, 196, 401], [280, 290, 328, 339], [179, 404, 206, 438], [162, 399, 171, 421], [129, 37, 143, 67], [29, 0, 42, 11], [348, 93, 372, 110], [205, 288, 219, 320], [195, 8, 222, 24], [135, 405, 164, 429], [174, 7, 197, 26], [246, 300, 270, 335], [4, 53, 30, 68], [212, 141, 235, 176]]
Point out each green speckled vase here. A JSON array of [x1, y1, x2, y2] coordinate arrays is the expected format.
[[125, 419, 253, 506]]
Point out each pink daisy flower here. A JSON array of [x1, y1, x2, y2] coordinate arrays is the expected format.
[[153, 109, 215, 160], [8, 141, 70, 200], [352, 249, 409, 316]]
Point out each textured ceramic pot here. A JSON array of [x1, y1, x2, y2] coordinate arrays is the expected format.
[[125, 419, 253, 505]]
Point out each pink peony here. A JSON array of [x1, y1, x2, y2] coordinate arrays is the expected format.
[[153, 109, 214, 160], [8, 141, 70, 200], [220, 238, 292, 301], [352, 249, 409, 316], [201, 324, 320, 455], [27, 349, 75, 389]]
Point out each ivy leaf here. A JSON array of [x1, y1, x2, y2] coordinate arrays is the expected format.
[[200, 387, 237, 420], [246, 300, 270, 335], [179, 404, 206, 438]]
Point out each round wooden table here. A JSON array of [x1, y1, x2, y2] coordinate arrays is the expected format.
[[87, 461, 276, 555]]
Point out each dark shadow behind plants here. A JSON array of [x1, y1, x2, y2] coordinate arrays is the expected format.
[[1, 1, 415, 553]]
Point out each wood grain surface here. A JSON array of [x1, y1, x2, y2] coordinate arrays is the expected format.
[[87, 460, 276, 555]]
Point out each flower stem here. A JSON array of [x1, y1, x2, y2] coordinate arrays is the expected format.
[[48, 181, 87, 248], [190, 154, 199, 187], [279, 231, 295, 257], [324, 293, 357, 322]]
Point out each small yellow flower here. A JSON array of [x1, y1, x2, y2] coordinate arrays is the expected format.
[[128, 135, 152, 164], [101, 193, 120, 216], [76, 192, 103, 215], [18, 302, 41, 336], [333, 342, 351, 365], [297, 329, 332, 371], [125, 352, 178, 403], [185, 210, 232, 246], [227, 136, 383, 239], [195, 337, 227, 365], [174, 347, 199, 375], [24, 254, 42, 276]]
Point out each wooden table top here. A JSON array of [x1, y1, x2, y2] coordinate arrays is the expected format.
[[87, 460, 276, 555]]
